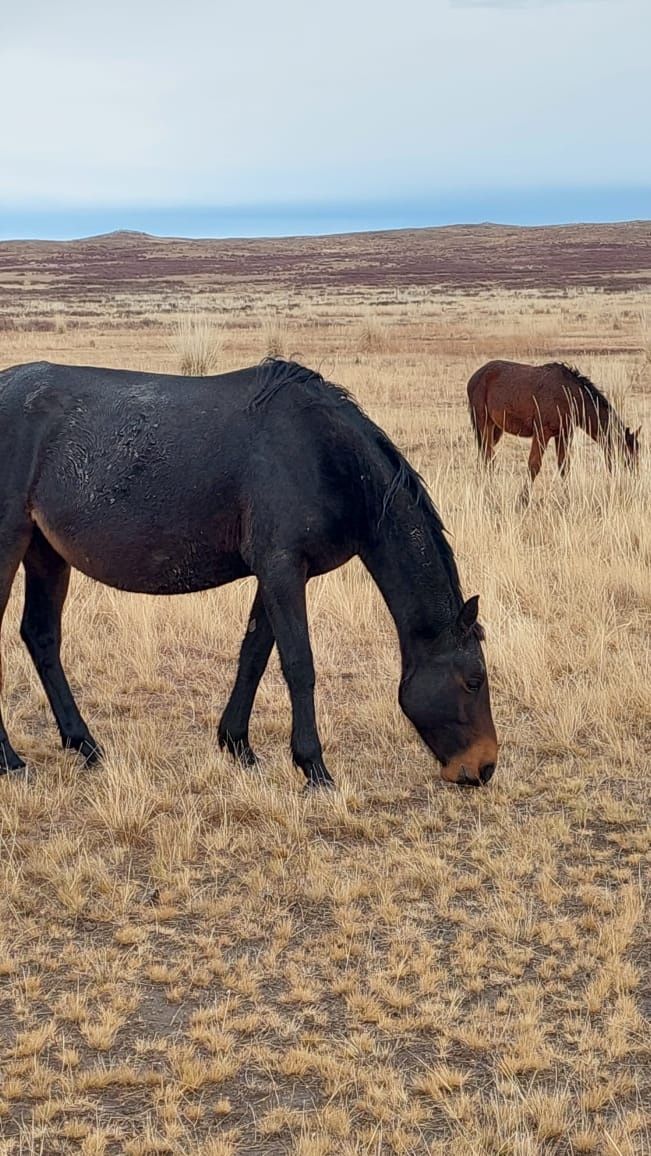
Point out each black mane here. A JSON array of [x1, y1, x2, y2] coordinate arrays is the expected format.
[[250, 358, 467, 612], [551, 362, 613, 413]]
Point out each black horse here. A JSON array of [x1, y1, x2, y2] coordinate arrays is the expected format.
[[0, 358, 498, 788]]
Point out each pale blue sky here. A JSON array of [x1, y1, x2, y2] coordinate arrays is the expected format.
[[0, 0, 649, 236]]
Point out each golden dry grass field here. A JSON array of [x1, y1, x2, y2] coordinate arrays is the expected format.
[[0, 226, 649, 1155]]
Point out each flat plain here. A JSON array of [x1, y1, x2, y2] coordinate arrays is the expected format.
[[0, 222, 649, 1155]]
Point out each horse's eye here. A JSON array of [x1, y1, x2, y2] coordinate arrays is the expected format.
[[465, 675, 484, 694]]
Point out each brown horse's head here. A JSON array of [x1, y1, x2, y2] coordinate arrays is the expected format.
[[399, 596, 498, 786], [623, 425, 641, 470]]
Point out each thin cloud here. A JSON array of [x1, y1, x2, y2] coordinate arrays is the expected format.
[[451, 1, 603, 7]]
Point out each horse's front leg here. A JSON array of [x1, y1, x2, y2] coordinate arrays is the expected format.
[[555, 427, 573, 478], [258, 554, 333, 790], [218, 585, 274, 767], [517, 428, 549, 508]]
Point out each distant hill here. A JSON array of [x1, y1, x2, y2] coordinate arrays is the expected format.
[[1, 221, 649, 297], [80, 229, 157, 242]]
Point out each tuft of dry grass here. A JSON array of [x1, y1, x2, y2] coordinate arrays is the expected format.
[[261, 316, 290, 359], [169, 313, 222, 375], [357, 312, 390, 354]]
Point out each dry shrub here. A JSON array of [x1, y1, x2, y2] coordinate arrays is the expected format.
[[357, 313, 389, 354], [170, 313, 222, 375], [262, 318, 289, 359]]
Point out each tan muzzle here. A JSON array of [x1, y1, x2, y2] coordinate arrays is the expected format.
[[440, 736, 498, 786]]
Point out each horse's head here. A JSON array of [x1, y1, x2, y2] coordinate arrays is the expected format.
[[398, 596, 498, 787], [623, 425, 641, 470]]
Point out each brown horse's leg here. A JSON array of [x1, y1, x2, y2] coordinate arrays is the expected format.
[[21, 531, 102, 764], [518, 428, 549, 508], [555, 426, 573, 478], [218, 584, 274, 768], [470, 404, 502, 467], [483, 422, 503, 468]]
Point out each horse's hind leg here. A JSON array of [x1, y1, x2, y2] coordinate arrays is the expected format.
[[218, 584, 274, 768], [482, 422, 503, 468], [20, 530, 102, 765], [470, 405, 501, 467], [0, 521, 36, 773]]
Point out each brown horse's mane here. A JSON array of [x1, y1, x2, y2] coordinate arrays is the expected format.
[[549, 362, 613, 416]]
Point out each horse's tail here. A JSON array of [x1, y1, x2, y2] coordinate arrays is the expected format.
[[467, 378, 487, 452], [466, 363, 495, 454], [468, 396, 484, 451]]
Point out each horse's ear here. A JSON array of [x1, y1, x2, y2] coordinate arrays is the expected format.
[[457, 595, 479, 635]]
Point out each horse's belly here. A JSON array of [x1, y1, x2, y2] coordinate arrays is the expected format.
[[32, 510, 249, 594], [500, 415, 534, 437], [487, 384, 535, 436]]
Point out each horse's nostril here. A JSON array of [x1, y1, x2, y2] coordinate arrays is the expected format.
[[480, 763, 496, 784], [456, 767, 480, 788]]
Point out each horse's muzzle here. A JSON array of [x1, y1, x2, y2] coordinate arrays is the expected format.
[[453, 763, 495, 787]]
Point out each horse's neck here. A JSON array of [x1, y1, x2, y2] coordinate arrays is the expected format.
[[576, 388, 622, 446], [360, 498, 460, 665]]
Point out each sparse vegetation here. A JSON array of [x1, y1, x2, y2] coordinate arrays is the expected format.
[[357, 312, 390, 354], [261, 316, 290, 359], [170, 313, 222, 376], [0, 234, 648, 1154]]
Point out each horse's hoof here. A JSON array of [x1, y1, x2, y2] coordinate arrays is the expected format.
[[0, 744, 27, 777], [3, 761, 34, 784], [240, 748, 260, 771], [79, 740, 104, 767], [218, 732, 259, 769], [233, 745, 260, 771], [65, 736, 104, 766], [303, 775, 336, 794]]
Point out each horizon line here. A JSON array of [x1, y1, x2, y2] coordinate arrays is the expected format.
[[2, 216, 650, 247], [1, 188, 650, 243]]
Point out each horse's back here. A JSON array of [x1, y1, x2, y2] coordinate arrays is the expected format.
[[0, 358, 261, 494], [0, 359, 263, 413], [467, 359, 542, 389], [466, 360, 573, 437], [466, 360, 520, 402], [0, 360, 363, 594]]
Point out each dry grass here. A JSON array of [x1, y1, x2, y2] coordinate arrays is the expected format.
[[169, 314, 223, 376], [0, 259, 649, 1155], [261, 317, 291, 360]]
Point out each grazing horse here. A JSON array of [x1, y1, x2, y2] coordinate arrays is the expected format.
[[0, 358, 498, 788], [467, 360, 640, 501]]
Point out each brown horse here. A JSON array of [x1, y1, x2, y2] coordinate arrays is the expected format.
[[467, 360, 640, 501]]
